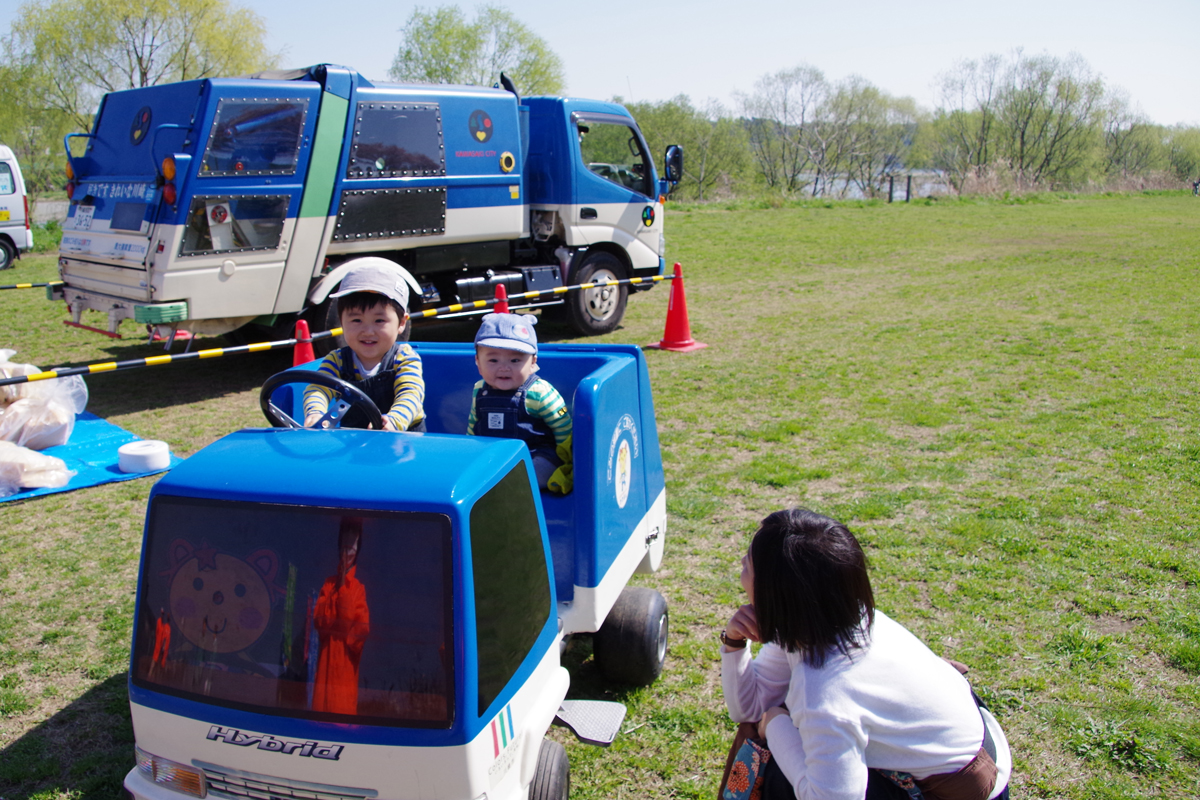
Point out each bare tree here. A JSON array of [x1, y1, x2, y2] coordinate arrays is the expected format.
[[993, 51, 1104, 187], [1101, 89, 1161, 178], [930, 54, 1003, 190], [737, 65, 827, 194]]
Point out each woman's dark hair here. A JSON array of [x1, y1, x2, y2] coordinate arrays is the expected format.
[[750, 508, 874, 667], [337, 291, 406, 319]]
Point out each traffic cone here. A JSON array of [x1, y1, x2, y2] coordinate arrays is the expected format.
[[293, 319, 315, 366], [494, 283, 509, 313], [647, 263, 707, 352]]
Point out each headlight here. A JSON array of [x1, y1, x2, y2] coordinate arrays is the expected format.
[[136, 745, 207, 797]]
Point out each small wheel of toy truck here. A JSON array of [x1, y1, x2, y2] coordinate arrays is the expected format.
[[259, 368, 384, 429], [566, 251, 628, 336], [530, 739, 569, 800], [592, 586, 668, 686]]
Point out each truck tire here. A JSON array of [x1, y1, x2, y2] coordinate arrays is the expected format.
[[0, 239, 15, 270], [592, 586, 668, 686], [530, 739, 569, 800], [566, 252, 628, 336]]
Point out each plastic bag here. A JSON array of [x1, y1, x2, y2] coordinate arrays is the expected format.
[[0, 440, 75, 497], [0, 349, 41, 406], [0, 349, 88, 449]]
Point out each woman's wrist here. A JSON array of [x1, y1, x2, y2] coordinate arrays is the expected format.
[[720, 630, 747, 650]]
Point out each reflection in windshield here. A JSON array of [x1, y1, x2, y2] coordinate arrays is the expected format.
[[312, 517, 370, 714], [132, 497, 454, 728]]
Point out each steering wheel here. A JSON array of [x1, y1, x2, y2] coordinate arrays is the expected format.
[[259, 369, 385, 430]]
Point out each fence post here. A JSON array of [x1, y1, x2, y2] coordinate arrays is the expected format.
[[888, 175, 895, 203], [906, 175, 913, 202]]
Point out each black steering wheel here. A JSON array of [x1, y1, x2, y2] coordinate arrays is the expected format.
[[259, 369, 385, 430]]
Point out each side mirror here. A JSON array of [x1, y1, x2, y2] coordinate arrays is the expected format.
[[663, 145, 684, 184]]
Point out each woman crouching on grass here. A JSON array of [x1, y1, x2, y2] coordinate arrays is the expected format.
[[722, 508, 1011, 800]]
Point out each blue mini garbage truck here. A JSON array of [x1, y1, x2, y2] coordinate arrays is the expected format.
[[54, 64, 683, 342], [125, 342, 668, 800]]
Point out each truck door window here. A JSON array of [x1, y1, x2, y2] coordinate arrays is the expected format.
[[470, 464, 552, 715], [577, 117, 652, 197], [180, 195, 289, 255], [200, 99, 308, 176], [0, 164, 13, 194], [131, 497, 455, 728], [348, 103, 445, 178]]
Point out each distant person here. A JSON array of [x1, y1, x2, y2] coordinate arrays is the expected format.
[[303, 261, 425, 431], [722, 508, 1011, 800], [467, 313, 573, 493], [312, 517, 370, 715]]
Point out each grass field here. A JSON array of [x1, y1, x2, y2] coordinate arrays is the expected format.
[[2, 192, 1199, 799]]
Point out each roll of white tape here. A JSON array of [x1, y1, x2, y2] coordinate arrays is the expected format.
[[118, 440, 171, 473]]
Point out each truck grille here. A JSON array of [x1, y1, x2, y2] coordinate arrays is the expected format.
[[196, 762, 378, 800]]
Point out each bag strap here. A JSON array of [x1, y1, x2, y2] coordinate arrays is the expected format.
[[717, 722, 762, 800]]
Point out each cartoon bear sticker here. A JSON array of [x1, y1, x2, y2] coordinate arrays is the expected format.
[[166, 540, 279, 654]]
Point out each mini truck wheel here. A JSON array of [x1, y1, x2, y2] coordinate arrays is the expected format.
[[566, 251, 628, 336], [0, 239, 15, 270], [530, 738, 569, 800], [592, 586, 668, 686]]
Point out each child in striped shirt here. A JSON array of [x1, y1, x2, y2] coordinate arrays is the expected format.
[[468, 313, 572, 494], [303, 261, 425, 431]]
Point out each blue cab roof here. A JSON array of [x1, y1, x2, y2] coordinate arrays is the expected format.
[[152, 427, 532, 514]]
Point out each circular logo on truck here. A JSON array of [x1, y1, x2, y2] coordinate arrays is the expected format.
[[469, 110, 493, 143], [130, 107, 153, 145], [641, 206, 655, 227]]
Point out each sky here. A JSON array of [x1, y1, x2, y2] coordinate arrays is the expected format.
[[2, 0, 1197, 126]]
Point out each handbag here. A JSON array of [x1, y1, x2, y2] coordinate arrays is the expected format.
[[718, 722, 772, 800]]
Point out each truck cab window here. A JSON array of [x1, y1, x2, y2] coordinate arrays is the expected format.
[[0, 164, 13, 194], [578, 118, 652, 197], [201, 99, 308, 176]]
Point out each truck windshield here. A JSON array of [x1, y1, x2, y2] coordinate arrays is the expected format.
[[132, 496, 455, 729]]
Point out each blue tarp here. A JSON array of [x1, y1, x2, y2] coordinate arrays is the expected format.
[[2, 411, 182, 503]]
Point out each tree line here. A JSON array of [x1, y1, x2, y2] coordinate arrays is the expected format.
[[3, 0, 1198, 202]]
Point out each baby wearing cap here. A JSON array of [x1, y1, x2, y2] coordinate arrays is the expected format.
[[468, 313, 573, 494]]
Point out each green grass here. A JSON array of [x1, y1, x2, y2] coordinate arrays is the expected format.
[[3, 193, 1200, 798]]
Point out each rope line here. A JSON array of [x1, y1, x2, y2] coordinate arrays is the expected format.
[[0, 273, 674, 387]]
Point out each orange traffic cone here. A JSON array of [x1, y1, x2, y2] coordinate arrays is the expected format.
[[647, 263, 707, 352], [293, 319, 315, 366], [494, 283, 509, 313]]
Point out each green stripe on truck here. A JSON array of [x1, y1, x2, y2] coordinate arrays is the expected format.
[[298, 91, 349, 219]]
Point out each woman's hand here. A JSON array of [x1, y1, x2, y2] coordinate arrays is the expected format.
[[757, 706, 788, 740], [726, 603, 760, 645]]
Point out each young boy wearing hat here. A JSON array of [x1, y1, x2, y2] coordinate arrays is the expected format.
[[303, 261, 425, 431], [468, 313, 573, 493]]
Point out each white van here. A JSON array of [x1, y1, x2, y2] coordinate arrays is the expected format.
[[0, 144, 34, 269]]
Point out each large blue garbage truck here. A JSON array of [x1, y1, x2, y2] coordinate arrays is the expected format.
[[55, 64, 683, 342], [125, 343, 668, 800]]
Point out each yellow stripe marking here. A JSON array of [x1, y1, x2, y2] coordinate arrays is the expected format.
[[144, 355, 173, 366], [28, 371, 58, 381], [248, 342, 272, 353], [90, 363, 118, 373], [198, 348, 225, 358]]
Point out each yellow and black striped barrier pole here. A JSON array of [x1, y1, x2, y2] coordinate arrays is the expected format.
[[0, 273, 676, 387], [412, 273, 673, 319], [1, 280, 64, 291]]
